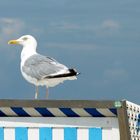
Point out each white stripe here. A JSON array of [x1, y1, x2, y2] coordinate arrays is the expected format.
[[28, 128, 39, 140], [0, 107, 17, 116], [111, 128, 120, 140], [102, 128, 113, 140], [97, 109, 116, 117], [23, 108, 42, 116], [72, 108, 92, 117], [53, 128, 64, 140], [47, 108, 66, 117], [77, 128, 88, 140], [4, 128, 15, 140]]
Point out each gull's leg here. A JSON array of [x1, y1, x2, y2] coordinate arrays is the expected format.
[[46, 86, 49, 99], [35, 86, 39, 99]]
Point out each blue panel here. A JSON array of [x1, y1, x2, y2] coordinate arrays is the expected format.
[[15, 127, 28, 140], [11, 107, 30, 116], [89, 128, 102, 140], [109, 108, 117, 115], [40, 127, 52, 140], [84, 108, 104, 117], [0, 110, 6, 117], [0, 128, 4, 140], [64, 128, 77, 140], [59, 108, 79, 117], [35, 108, 54, 117]]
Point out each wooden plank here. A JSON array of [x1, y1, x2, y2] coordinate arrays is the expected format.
[[117, 101, 131, 140], [0, 100, 116, 108]]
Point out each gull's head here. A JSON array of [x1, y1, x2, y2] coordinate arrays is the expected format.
[[8, 35, 37, 48]]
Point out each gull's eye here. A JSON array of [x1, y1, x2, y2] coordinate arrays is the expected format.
[[22, 37, 28, 41]]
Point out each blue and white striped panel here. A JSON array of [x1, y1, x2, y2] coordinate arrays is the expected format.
[[0, 127, 102, 140], [0, 107, 117, 117]]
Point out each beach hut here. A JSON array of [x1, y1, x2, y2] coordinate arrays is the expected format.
[[0, 100, 139, 140]]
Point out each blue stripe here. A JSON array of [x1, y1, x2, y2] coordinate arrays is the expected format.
[[59, 108, 79, 117], [40, 127, 52, 140], [0, 128, 4, 140], [0, 110, 6, 117], [89, 128, 102, 140], [11, 107, 30, 116], [64, 128, 77, 140], [109, 108, 117, 115], [84, 108, 105, 117], [15, 127, 28, 140], [35, 108, 54, 117]]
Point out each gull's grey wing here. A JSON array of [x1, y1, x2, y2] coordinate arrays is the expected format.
[[22, 54, 68, 80]]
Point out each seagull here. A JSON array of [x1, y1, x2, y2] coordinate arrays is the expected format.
[[8, 35, 79, 99]]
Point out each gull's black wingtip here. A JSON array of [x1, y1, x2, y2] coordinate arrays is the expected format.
[[46, 68, 80, 79], [69, 68, 80, 76]]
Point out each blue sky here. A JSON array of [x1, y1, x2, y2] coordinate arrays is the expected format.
[[0, 0, 140, 103]]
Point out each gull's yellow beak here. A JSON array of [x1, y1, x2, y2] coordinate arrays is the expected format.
[[8, 40, 19, 45]]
